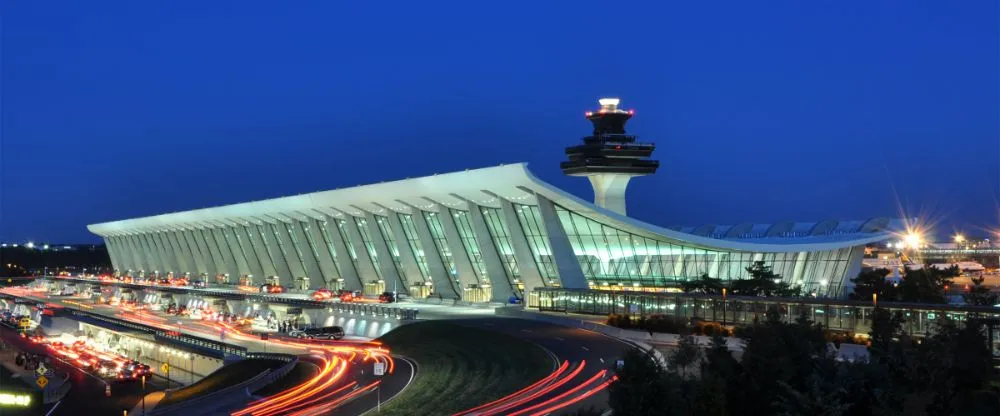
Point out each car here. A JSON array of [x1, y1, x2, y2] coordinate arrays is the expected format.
[[291, 326, 346, 340], [191, 280, 207, 288], [378, 292, 396, 303], [311, 288, 334, 301], [259, 284, 286, 294]]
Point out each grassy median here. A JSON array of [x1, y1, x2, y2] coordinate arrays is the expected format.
[[376, 321, 553, 416]]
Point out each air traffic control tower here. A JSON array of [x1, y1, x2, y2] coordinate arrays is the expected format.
[[560, 98, 659, 215]]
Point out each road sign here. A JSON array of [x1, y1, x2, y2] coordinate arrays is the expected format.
[[373, 362, 386, 376], [161, 363, 170, 374], [36, 375, 48, 388], [105, 384, 111, 397], [35, 364, 47, 377], [615, 359, 625, 370]]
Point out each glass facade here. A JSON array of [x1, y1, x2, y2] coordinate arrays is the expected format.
[[269, 223, 301, 276], [531, 288, 1000, 357], [555, 206, 855, 295], [513, 204, 559, 283], [283, 223, 308, 275], [449, 209, 489, 282], [301, 221, 341, 280], [375, 215, 411, 285], [316, 221, 345, 277], [335, 219, 362, 274], [353, 217, 384, 279], [398, 214, 432, 281], [481, 207, 521, 289], [229, 228, 253, 273], [220, 227, 247, 273], [423, 212, 458, 279], [255, 224, 280, 276]]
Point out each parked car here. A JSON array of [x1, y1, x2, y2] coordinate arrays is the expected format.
[[260, 284, 286, 294], [378, 292, 396, 303], [290, 326, 346, 340], [311, 288, 334, 301]]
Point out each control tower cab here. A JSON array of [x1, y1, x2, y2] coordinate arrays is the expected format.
[[560, 98, 659, 215]]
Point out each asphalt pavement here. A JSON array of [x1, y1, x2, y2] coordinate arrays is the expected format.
[[450, 317, 633, 415]]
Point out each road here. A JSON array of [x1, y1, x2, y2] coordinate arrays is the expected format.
[[1, 287, 415, 415], [450, 317, 632, 415], [0, 325, 166, 416]]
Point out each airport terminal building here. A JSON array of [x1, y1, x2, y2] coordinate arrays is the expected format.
[[87, 99, 898, 301]]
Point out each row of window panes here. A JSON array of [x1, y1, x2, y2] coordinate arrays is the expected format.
[[450, 209, 489, 282], [398, 214, 432, 280], [375, 215, 412, 285], [481, 208, 521, 291], [512, 204, 559, 281], [353, 217, 384, 279], [556, 206, 854, 285]]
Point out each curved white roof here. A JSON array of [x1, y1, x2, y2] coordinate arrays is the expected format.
[[88, 163, 894, 253]]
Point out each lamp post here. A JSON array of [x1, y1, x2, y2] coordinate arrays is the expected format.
[[721, 288, 727, 328], [141, 375, 146, 415], [872, 293, 877, 308]]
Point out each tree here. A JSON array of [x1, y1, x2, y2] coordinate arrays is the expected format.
[[848, 268, 898, 302], [670, 334, 702, 379], [963, 276, 998, 306], [731, 261, 800, 297], [609, 348, 679, 414], [898, 266, 954, 303], [681, 273, 724, 294]]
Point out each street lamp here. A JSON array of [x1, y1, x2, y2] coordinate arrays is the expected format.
[[872, 293, 877, 308], [721, 288, 727, 328]]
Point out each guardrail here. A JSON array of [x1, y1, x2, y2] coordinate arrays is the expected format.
[[36, 277, 420, 318], [70, 310, 249, 358]]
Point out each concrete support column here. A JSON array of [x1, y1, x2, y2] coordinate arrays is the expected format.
[[146, 233, 174, 274], [499, 199, 544, 296], [176, 229, 208, 278], [364, 213, 406, 292], [434, 210, 479, 296], [124, 235, 149, 273], [220, 226, 252, 278], [405, 211, 459, 299], [322, 217, 363, 291], [210, 228, 242, 280], [385, 214, 424, 285], [197, 228, 228, 279], [535, 195, 587, 289], [139, 234, 164, 270], [103, 237, 125, 271], [153, 232, 183, 275], [166, 230, 196, 275], [233, 226, 266, 280], [186, 229, 218, 278], [341, 217, 380, 285], [303, 218, 342, 287], [585, 173, 633, 216], [290, 220, 329, 289], [467, 204, 515, 302], [244, 225, 278, 278], [272, 221, 307, 287], [111, 236, 134, 272]]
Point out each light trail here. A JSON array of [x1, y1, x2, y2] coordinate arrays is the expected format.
[[479, 362, 587, 416], [506, 370, 608, 416], [527, 375, 617, 416], [453, 361, 570, 416]]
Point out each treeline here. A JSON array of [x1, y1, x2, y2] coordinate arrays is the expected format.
[[0, 246, 111, 276], [604, 308, 1000, 415]]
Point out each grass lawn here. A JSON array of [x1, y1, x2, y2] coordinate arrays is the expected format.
[[252, 360, 319, 396], [156, 358, 284, 408], [376, 321, 553, 416]]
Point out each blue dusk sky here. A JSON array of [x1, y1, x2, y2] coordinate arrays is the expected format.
[[2, 0, 998, 243]]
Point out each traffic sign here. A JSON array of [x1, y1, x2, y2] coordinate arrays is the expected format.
[[35, 364, 47, 377], [615, 359, 625, 370], [373, 362, 386, 376], [36, 375, 48, 388], [160, 363, 170, 374]]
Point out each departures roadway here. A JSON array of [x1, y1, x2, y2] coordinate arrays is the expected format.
[[1, 287, 414, 416]]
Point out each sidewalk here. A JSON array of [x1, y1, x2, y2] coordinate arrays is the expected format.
[[0, 340, 71, 401]]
